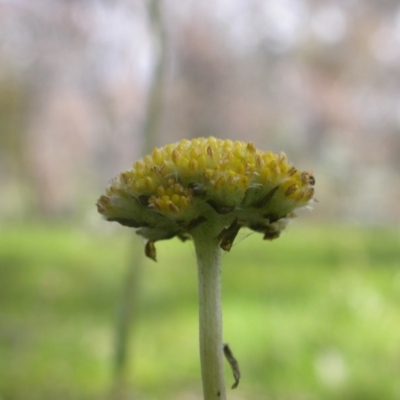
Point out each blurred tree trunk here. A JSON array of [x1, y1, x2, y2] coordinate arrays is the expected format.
[[0, 79, 30, 216], [112, 1, 167, 398], [141, 0, 168, 154]]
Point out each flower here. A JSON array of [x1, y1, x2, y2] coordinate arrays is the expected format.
[[97, 137, 315, 260]]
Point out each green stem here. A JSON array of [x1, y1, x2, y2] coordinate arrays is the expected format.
[[193, 231, 226, 400]]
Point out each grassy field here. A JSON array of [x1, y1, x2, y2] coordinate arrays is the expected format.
[[0, 222, 399, 400]]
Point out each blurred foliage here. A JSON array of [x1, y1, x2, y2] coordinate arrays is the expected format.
[[1, 223, 399, 400]]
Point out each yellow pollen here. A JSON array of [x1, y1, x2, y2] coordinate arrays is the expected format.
[[305, 187, 315, 200], [134, 160, 144, 171], [152, 147, 163, 164], [120, 172, 130, 185], [236, 163, 245, 175], [167, 178, 175, 187], [238, 175, 249, 187], [284, 184, 298, 197], [171, 194, 180, 204], [204, 169, 213, 181], [197, 154, 207, 170], [168, 202, 179, 213], [151, 197, 162, 210], [157, 186, 165, 196], [288, 166, 297, 176], [189, 158, 198, 172], [180, 195, 189, 207], [144, 176, 154, 192], [246, 142, 256, 153], [172, 149, 180, 164]]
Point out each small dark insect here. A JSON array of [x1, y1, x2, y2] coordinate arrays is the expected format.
[[223, 343, 241, 389]]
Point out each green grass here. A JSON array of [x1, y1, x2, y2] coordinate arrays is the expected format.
[[0, 222, 400, 399]]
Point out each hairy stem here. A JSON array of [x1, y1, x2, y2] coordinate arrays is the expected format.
[[193, 231, 226, 400]]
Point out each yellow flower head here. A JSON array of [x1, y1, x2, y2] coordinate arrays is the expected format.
[[97, 137, 315, 259]]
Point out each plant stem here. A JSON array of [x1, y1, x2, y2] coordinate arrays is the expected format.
[[113, 236, 143, 386], [192, 230, 226, 400]]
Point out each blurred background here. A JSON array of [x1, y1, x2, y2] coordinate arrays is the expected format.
[[1, 0, 400, 399]]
